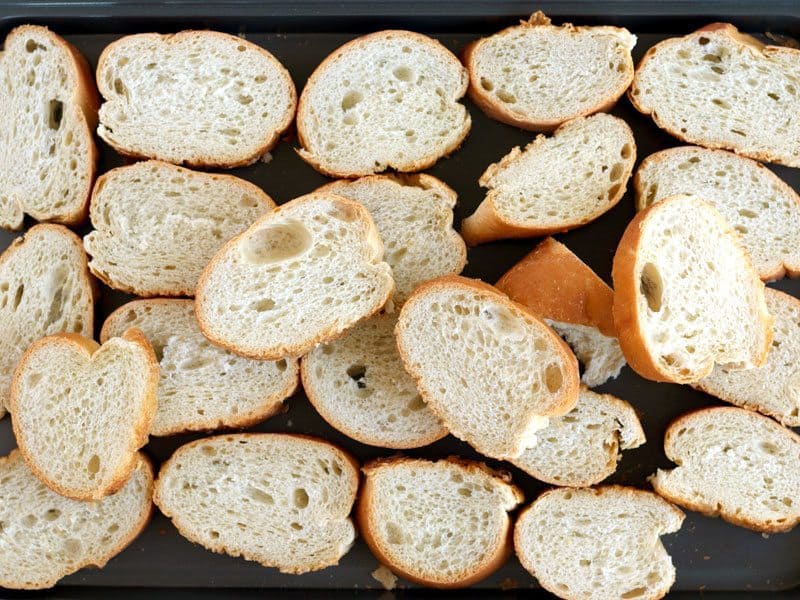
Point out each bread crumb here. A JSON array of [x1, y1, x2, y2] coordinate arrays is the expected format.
[[260, 151, 273, 164], [372, 565, 397, 590]]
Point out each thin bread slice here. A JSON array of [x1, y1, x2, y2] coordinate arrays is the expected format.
[[496, 237, 625, 386], [195, 192, 394, 360], [461, 114, 636, 245], [84, 160, 274, 297], [464, 12, 636, 131], [0, 25, 98, 230], [395, 275, 580, 460], [101, 299, 299, 436], [634, 146, 800, 281], [357, 456, 523, 588], [154, 433, 359, 574], [96, 31, 296, 168], [612, 194, 772, 383], [514, 486, 684, 600], [511, 387, 645, 487], [651, 407, 800, 533], [9, 329, 158, 500], [316, 174, 466, 305], [296, 30, 470, 177], [301, 312, 447, 449], [629, 23, 800, 167], [0, 450, 153, 590]]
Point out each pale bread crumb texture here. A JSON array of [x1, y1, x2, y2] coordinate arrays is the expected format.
[[372, 565, 398, 590], [548, 320, 626, 387]]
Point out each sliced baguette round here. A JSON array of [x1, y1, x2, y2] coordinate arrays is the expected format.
[[612, 194, 772, 383], [84, 160, 274, 297], [629, 23, 800, 167], [0, 450, 153, 590], [154, 433, 359, 574], [0, 25, 98, 230], [357, 456, 522, 588], [395, 275, 580, 460], [461, 114, 636, 245], [464, 12, 636, 131], [651, 407, 800, 533], [101, 299, 299, 436], [9, 328, 158, 500], [514, 486, 684, 600], [296, 30, 470, 177], [96, 31, 296, 168]]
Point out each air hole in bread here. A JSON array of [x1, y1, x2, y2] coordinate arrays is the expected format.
[[251, 298, 275, 312], [341, 90, 363, 111], [113, 78, 126, 96], [293, 488, 309, 508], [698, 36, 710, 45], [87, 454, 101, 477], [496, 89, 516, 104], [47, 99, 63, 130], [210, 530, 220, 539], [609, 163, 624, 181], [247, 486, 274, 505], [735, 225, 748, 235], [25, 39, 45, 52], [240, 222, 312, 265], [393, 66, 413, 82], [480, 77, 494, 91], [11, 283, 24, 311], [346, 364, 367, 388], [640, 262, 663, 312], [276, 359, 288, 372], [290, 522, 303, 531], [712, 98, 731, 109], [44, 508, 61, 521], [544, 364, 563, 393]]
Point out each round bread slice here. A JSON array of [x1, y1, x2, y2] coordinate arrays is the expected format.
[[84, 160, 274, 297], [302, 312, 447, 449], [651, 407, 800, 533], [514, 486, 684, 600], [395, 275, 580, 460], [101, 299, 299, 436], [96, 31, 296, 168], [296, 30, 470, 177], [154, 433, 359, 574], [612, 194, 772, 383], [9, 329, 158, 500], [195, 192, 394, 360], [0, 25, 98, 230], [461, 114, 636, 246], [357, 456, 523, 588], [464, 12, 636, 131]]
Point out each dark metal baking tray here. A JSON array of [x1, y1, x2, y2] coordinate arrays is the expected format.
[[1, 1, 799, 596]]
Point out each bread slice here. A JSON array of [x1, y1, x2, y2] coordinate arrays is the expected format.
[[101, 299, 299, 436], [496, 237, 625, 387], [634, 146, 800, 281], [514, 486, 684, 600], [154, 433, 358, 574], [629, 23, 800, 167], [612, 194, 772, 383], [396, 275, 580, 460], [316, 174, 466, 305], [0, 25, 98, 230], [302, 312, 447, 449], [651, 407, 800, 533], [195, 192, 394, 360], [461, 114, 635, 245], [0, 224, 94, 416], [511, 387, 645, 487], [96, 31, 296, 168], [464, 12, 636, 131], [357, 456, 523, 588], [9, 328, 158, 500], [296, 30, 470, 177], [0, 450, 153, 590]]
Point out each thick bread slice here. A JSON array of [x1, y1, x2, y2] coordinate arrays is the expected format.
[[634, 146, 800, 281], [0, 224, 94, 415], [652, 407, 800, 533], [461, 114, 635, 245], [101, 299, 298, 436], [96, 31, 296, 168], [496, 237, 625, 386], [464, 12, 636, 131], [514, 486, 684, 600], [395, 275, 580, 460], [357, 456, 523, 588], [195, 192, 394, 360], [154, 433, 359, 574], [296, 30, 470, 177], [84, 160, 273, 297], [9, 329, 158, 500], [0, 25, 98, 230], [511, 387, 645, 487], [612, 194, 772, 383], [302, 313, 447, 449], [316, 174, 466, 305], [0, 450, 153, 590], [629, 24, 800, 167]]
